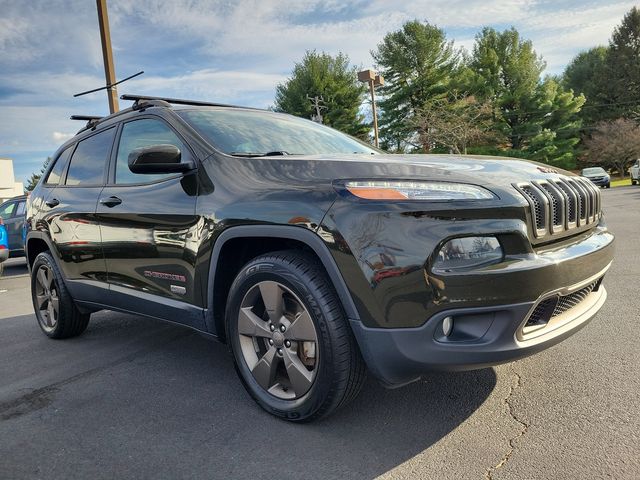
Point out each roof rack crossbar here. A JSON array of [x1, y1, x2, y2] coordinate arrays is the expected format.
[[70, 115, 103, 130], [120, 93, 253, 109]]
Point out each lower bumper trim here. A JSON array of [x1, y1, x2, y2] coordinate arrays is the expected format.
[[351, 287, 606, 388]]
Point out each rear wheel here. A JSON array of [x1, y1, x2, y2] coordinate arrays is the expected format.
[[31, 252, 90, 339], [226, 250, 366, 422]]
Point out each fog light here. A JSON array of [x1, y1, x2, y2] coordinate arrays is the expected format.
[[432, 236, 503, 272], [442, 316, 453, 337]]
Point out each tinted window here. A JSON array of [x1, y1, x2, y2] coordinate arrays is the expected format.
[[0, 201, 16, 220], [115, 119, 186, 184], [15, 201, 26, 216], [45, 146, 73, 185], [65, 128, 115, 186], [177, 109, 378, 156]]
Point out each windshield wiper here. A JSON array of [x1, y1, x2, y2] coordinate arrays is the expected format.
[[230, 151, 291, 157]]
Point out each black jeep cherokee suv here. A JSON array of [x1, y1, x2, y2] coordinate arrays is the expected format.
[[25, 95, 614, 421]]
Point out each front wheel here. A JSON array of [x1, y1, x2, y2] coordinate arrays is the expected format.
[[31, 252, 90, 339], [226, 250, 366, 422]]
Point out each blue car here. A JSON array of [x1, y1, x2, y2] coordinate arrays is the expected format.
[[0, 194, 27, 258], [0, 218, 8, 276]]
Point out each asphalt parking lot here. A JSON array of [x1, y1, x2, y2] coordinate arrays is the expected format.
[[1, 186, 639, 479]]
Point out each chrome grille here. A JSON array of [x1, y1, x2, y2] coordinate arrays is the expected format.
[[514, 177, 601, 239]]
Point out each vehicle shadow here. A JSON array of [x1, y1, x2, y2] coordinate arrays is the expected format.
[[1, 312, 496, 480]]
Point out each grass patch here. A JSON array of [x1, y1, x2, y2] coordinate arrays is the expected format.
[[611, 178, 631, 188]]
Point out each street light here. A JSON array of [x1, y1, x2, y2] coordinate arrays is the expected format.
[[358, 69, 384, 148]]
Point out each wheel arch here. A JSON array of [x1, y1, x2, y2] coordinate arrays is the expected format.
[[205, 225, 360, 341], [26, 232, 58, 272]]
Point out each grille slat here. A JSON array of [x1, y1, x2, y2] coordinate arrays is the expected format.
[[515, 176, 601, 239]]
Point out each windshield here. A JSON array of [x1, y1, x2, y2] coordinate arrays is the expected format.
[[582, 167, 606, 175], [177, 108, 378, 156]]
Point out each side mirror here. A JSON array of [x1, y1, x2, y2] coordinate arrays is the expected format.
[[128, 144, 195, 174]]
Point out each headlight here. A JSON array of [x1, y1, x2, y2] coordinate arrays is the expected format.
[[432, 236, 503, 272], [343, 181, 495, 200]]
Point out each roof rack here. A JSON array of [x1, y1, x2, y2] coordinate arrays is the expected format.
[[70, 115, 103, 129], [120, 93, 256, 110]]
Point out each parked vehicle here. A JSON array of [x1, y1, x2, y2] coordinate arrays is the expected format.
[[631, 159, 640, 185], [0, 218, 8, 277], [25, 95, 615, 421], [581, 167, 610, 188], [0, 194, 28, 258]]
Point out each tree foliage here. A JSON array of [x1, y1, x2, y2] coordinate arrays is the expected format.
[[274, 51, 369, 138], [604, 6, 640, 119], [466, 28, 584, 168], [372, 21, 459, 152], [469, 27, 546, 150], [562, 46, 608, 123], [583, 118, 640, 176], [562, 47, 608, 99]]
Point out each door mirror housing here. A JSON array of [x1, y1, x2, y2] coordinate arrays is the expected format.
[[128, 144, 195, 174]]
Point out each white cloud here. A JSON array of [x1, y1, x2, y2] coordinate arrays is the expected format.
[[52, 131, 74, 142]]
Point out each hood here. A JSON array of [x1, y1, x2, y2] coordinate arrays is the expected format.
[[204, 152, 576, 206], [255, 153, 576, 187]]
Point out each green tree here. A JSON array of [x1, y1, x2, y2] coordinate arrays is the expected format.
[[562, 46, 608, 123], [525, 77, 585, 169], [604, 7, 640, 118], [25, 157, 50, 191], [469, 27, 546, 150], [274, 51, 369, 138], [562, 47, 608, 99], [468, 28, 584, 168], [372, 20, 460, 152]]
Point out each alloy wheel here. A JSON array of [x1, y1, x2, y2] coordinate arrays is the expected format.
[[238, 280, 319, 400], [34, 265, 59, 332]]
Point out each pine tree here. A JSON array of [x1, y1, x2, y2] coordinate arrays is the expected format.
[[274, 51, 369, 138], [25, 157, 51, 191], [372, 21, 459, 152]]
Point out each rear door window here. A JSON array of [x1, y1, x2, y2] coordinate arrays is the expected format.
[[65, 128, 116, 186], [44, 146, 74, 185]]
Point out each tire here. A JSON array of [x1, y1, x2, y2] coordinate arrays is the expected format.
[[225, 250, 366, 422], [31, 251, 90, 339]]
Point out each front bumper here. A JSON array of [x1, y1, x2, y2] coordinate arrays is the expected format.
[[586, 177, 609, 186], [350, 228, 615, 387], [0, 248, 8, 263]]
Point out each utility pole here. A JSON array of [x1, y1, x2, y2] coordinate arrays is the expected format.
[[358, 70, 384, 148], [96, 0, 119, 113]]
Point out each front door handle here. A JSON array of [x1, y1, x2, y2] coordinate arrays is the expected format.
[[45, 198, 60, 208], [99, 196, 122, 208]]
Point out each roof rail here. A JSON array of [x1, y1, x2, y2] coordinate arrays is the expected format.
[[70, 115, 103, 130], [120, 93, 256, 110]]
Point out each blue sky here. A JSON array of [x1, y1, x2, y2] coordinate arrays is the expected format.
[[0, 0, 636, 183]]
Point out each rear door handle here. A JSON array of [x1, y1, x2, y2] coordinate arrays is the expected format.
[[45, 198, 60, 208], [100, 196, 122, 208]]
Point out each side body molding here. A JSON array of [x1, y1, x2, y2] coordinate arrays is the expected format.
[[204, 225, 360, 335]]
